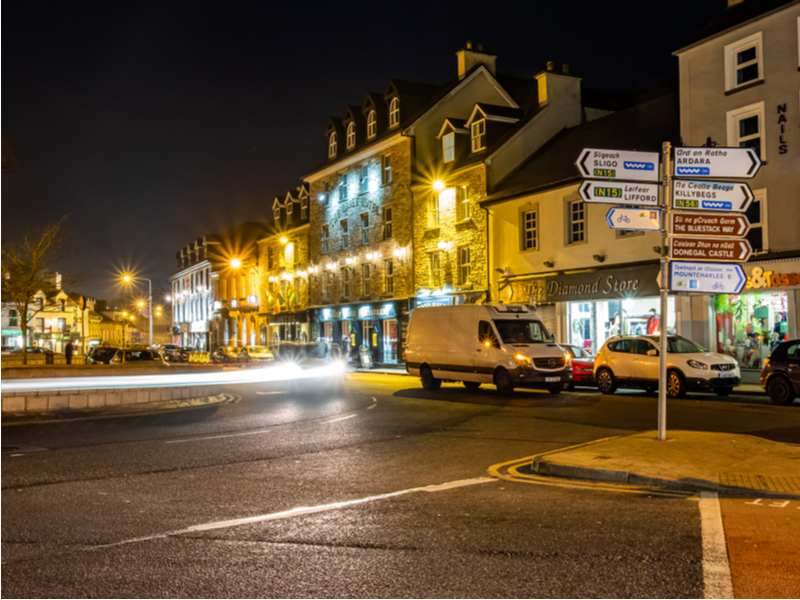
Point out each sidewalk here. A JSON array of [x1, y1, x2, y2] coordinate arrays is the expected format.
[[531, 430, 800, 497]]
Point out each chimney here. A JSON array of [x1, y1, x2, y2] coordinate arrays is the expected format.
[[562, 63, 570, 75], [546, 61, 555, 72], [456, 42, 497, 79]]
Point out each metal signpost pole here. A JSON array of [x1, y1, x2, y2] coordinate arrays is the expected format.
[[658, 141, 672, 441]]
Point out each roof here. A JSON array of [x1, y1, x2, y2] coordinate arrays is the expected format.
[[482, 92, 679, 204]]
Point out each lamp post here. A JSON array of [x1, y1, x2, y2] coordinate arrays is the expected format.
[[122, 274, 153, 347]]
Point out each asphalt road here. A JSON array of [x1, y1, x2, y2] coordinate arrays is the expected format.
[[3, 372, 799, 598]]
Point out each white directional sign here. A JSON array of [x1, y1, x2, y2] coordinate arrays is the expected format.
[[673, 147, 761, 179], [672, 179, 754, 212], [576, 148, 660, 182], [578, 180, 659, 206], [605, 207, 662, 232], [669, 261, 746, 294]]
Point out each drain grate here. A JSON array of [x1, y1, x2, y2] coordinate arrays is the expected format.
[[718, 472, 800, 495]]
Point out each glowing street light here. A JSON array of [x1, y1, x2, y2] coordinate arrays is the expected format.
[[121, 272, 153, 347], [432, 180, 446, 192]]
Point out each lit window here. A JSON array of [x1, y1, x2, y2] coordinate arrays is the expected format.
[[342, 269, 350, 299], [367, 110, 377, 138], [458, 247, 471, 285], [286, 201, 293, 215], [389, 97, 400, 127], [346, 122, 356, 149], [471, 119, 486, 152], [724, 32, 763, 92], [273, 205, 280, 221], [456, 186, 470, 221], [341, 219, 348, 250], [338, 174, 347, 202], [382, 207, 393, 240], [361, 213, 369, 245], [568, 199, 586, 244], [360, 164, 369, 194], [429, 252, 441, 287], [384, 259, 394, 294], [328, 132, 337, 158], [443, 133, 455, 163], [522, 208, 538, 251], [323, 271, 332, 301], [322, 225, 330, 254], [301, 196, 308, 219], [382, 154, 392, 185], [727, 101, 766, 161], [362, 264, 371, 296], [427, 192, 439, 228]]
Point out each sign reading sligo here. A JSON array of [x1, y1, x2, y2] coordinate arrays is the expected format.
[[576, 148, 660, 182]]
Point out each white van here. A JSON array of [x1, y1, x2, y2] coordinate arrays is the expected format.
[[405, 304, 571, 394]]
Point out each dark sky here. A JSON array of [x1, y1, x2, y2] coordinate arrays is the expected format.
[[3, 0, 725, 301]]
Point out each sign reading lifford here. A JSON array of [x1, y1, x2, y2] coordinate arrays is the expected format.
[[670, 212, 750, 238], [670, 237, 752, 262]]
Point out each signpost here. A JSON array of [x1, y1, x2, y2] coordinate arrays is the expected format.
[[576, 148, 660, 182], [578, 180, 659, 206], [670, 212, 750, 238], [669, 237, 752, 262], [673, 179, 754, 212], [669, 261, 746, 294], [606, 207, 662, 232], [673, 146, 761, 178]]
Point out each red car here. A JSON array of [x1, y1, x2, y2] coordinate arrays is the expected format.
[[561, 344, 595, 389]]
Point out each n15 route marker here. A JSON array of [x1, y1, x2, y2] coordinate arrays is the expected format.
[[671, 212, 750, 238], [578, 180, 659, 206], [670, 237, 752, 262], [673, 147, 761, 178], [606, 207, 662, 231], [576, 148, 660, 182], [670, 261, 746, 294], [673, 179, 754, 212]]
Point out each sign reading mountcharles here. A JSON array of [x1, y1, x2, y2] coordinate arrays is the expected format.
[[576, 148, 660, 182], [578, 180, 659, 206], [673, 179, 754, 212], [669, 261, 746, 294], [670, 212, 750, 238], [670, 237, 753, 262], [673, 147, 761, 178], [606, 207, 662, 231]]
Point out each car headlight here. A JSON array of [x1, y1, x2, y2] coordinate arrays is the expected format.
[[563, 352, 572, 364], [513, 353, 532, 368], [687, 359, 708, 370]]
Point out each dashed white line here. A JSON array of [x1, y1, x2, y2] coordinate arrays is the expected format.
[[699, 491, 734, 599], [323, 414, 357, 423]]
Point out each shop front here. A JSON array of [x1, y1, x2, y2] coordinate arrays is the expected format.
[[187, 320, 210, 351], [264, 310, 310, 346], [2, 329, 23, 349]]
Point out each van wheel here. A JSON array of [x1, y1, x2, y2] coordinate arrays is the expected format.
[[420, 366, 441, 391], [596, 368, 616, 395], [494, 369, 515, 395], [667, 370, 686, 398], [768, 376, 796, 405], [463, 381, 481, 391]]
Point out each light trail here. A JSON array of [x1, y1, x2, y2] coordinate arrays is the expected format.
[[0, 361, 347, 393]]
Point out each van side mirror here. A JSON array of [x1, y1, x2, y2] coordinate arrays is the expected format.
[[647, 349, 658, 357], [550, 334, 556, 343]]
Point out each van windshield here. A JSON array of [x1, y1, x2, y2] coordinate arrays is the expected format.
[[494, 320, 550, 344]]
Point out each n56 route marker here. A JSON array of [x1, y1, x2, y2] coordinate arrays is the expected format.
[[672, 179, 754, 212]]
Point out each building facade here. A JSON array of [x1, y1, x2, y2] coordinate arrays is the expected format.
[[170, 235, 219, 350]]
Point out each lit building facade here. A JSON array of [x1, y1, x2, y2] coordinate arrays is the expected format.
[[170, 235, 218, 350]]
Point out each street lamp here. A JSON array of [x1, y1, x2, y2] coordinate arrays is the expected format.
[[122, 273, 153, 347]]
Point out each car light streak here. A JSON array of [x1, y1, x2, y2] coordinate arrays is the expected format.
[[0, 361, 346, 394]]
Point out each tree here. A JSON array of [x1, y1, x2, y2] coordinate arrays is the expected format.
[[1, 217, 71, 364]]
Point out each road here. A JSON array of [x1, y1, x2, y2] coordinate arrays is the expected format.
[[3, 372, 799, 598]]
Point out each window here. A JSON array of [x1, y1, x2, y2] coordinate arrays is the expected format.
[[567, 199, 586, 244], [342, 269, 350, 299], [323, 272, 332, 301], [57, 317, 66, 331], [458, 247, 471, 285], [724, 32, 763, 92], [286, 200, 293, 216], [361, 213, 370, 245], [362, 264, 371, 296], [35, 317, 44, 333], [359, 164, 369, 194], [429, 252, 441, 287], [346, 122, 356, 149], [328, 132, 337, 158], [382, 154, 392, 185], [273, 205, 280, 221], [367, 110, 377, 138], [338, 174, 347, 202], [745, 188, 768, 253], [58, 299, 66, 311], [479, 320, 498, 346], [322, 225, 330, 254], [427, 192, 440, 228], [522, 208, 538, 250], [443, 132, 455, 163], [389, 97, 400, 127], [471, 119, 486, 152], [267, 246, 274, 269], [456, 186, 470, 221], [340, 219, 348, 250], [301, 196, 308, 219], [384, 259, 394, 293], [727, 101, 766, 161], [382, 207, 393, 240]]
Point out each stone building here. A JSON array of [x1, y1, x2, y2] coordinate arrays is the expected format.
[[170, 234, 220, 350]]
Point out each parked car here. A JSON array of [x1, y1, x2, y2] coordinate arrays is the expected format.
[[560, 344, 594, 389], [593, 335, 739, 398], [2, 345, 19, 354], [239, 345, 275, 363], [86, 345, 122, 364], [110, 348, 167, 366], [166, 346, 197, 363], [12, 346, 55, 355], [211, 346, 242, 364], [760, 339, 799, 405]]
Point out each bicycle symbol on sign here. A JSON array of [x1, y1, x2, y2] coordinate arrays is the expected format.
[[712, 282, 724, 291], [617, 215, 631, 224]]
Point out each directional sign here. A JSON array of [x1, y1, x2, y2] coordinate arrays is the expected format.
[[669, 261, 746, 294], [670, 237, 752, 262], [673, 146, 761, 179], [671, 212, 750, 238], [579, 180, 659, 206], [576, 148, 660, 182], [673, 179, 754, 212], [606, 207, 662, 231]]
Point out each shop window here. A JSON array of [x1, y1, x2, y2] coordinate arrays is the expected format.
[[522, 207, 538, 251], [382, 207, 393, 240], [726, 101, 765, 161], [566, 198, 586, 245], [458, 246, 471, 285], [724, 32, 763, 92], [427, 193, 440, 228], [340, 219, 349, 250], [443, 133, 455, 163], [384, 259, 394, 294], [456, 186, 470, 221], [361, 213, 370, 245], [745, 189, 767, 253], [429, 252, 441, 287]]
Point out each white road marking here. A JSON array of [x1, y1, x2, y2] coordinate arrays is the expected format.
[[164, 430, 270, 444], [323, 414, 357, 423], [256, 391, 287, 395], [699, 491, 734, 599]]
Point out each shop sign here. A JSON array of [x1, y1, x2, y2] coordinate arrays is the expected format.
[[745, 266, 800, 290], [414, 296, 454, 308], [357, 304, 396, 319], [2, 329, 23, 336], [516, 264, 661, 303], [670, 212, 750, 238], [190, 320, 207, 333]]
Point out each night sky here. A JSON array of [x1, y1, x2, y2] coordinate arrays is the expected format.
[[3, 0, 725, 301]]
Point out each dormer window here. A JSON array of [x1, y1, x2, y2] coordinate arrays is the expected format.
[[471, 119, 486, 152], [389, 98, 400, 127], [301, 196, 308, 219], [287, 201, 294, 216], [273, 205, 281, 221], [367, 111, 377, 138], [443, 133, 455, 163], [328, 132, 337, 158], [346, 122, 356, 149]]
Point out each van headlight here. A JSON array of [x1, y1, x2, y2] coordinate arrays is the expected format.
[[687, 359, 707, 370], [513, 353, 532, 368]]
